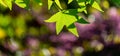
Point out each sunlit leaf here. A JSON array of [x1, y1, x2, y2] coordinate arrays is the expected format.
[[68, 0, 73, 4], [56, 19, 64, 34], [92, 1, 103, 12], [6, 0, 12, 10], [55, 0, 62, 9], [0, 0, 7, 7], [45, 12, 61, 22], [67, 24, 79, 37], [78, 2, 85, 6], [0, 0, 12, 10], [45, 10, 79, 37], [48, 0, 53, 10], [15, 0, 26, 8]]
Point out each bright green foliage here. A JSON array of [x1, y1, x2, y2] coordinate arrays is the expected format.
[[68, 0, 73, 4], [91, 1, 103, 12], [0, 0, 7, 7], [0, 0, 42, 10], [48, 0, 62, 10], [5, 0, 12, 10], [55, 0, 62, 9], [15, 0, 27, 8], [77, 0, 86, 6], [15, 0, 30, 9], [0, 0, 12, 10], [77, 0, 88, 14], [48, 0, 53, 10]]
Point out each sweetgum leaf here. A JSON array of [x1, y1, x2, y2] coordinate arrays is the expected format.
[[92, 1, 103, 12], [45, 10, 79, 37], [5, 0, 12, 10], [15, 0, 26, 8], [48, 0, 53, 10], [0, 0, 12, 10], [55, 0, 62, 9], [67, 24, 79, 37], [0, 0, 7, 7]]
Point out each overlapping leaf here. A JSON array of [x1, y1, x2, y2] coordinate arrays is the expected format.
[[48, 0, 62, 10]]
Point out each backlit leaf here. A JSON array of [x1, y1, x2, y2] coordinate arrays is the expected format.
[[55, 0, 62, 9], [48, 0, 53, 10], [0, 0, 7, 7], [68, 0, 73, 4], [92, 1, 103, 12], [67, 24, 79, 37], [0, 0, 12, 10], [45, 10, 79, 37], [15, 0, 26, 8]]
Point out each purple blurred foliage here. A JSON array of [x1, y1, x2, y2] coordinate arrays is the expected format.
[[23, 49, 31, 56], [56, 47, 66, 56]]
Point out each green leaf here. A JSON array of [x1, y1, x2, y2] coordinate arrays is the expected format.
[[56, 18, 64, 34], [67, 24, 79, 37], [0, 0, 12, 10], [45, 12, 61, 22], [45, 10, 79, 37], [78, 2, 85, 6], [77, 17, 89, 24], [55, 0, 62, 9], [15, 0, 26, 8], [68, 0, 73, 4], [7, 0, 12, 10], [0, 0, 7, 7], [48, 0, 53, 10], [92, 1, 103, 12]]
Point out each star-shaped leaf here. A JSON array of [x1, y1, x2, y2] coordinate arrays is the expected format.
[[45, 10, 79, 37]]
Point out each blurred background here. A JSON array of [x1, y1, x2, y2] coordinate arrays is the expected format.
[[0, 0, 120, 56]]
